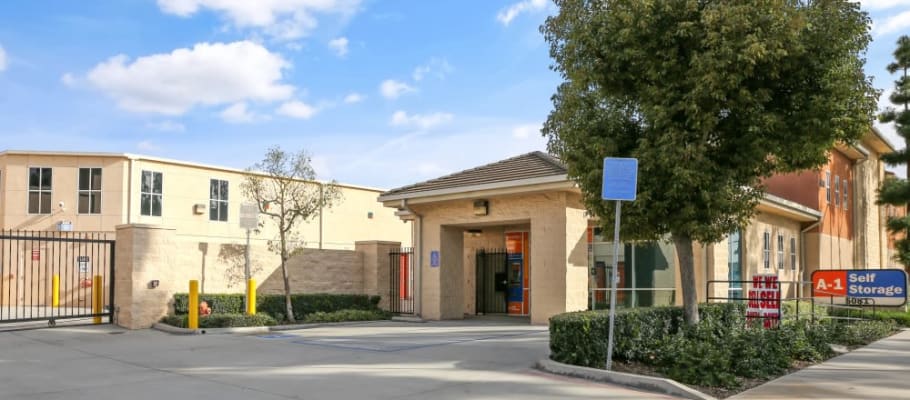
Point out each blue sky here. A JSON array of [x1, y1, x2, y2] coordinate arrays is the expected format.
[[0, 1, 908, 188]]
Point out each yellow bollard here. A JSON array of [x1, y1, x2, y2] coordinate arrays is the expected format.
[[246, 279, 257, 315], [92, 275, 102, 324], [188, 280, 199, 330], [52, 275, 60, 308]]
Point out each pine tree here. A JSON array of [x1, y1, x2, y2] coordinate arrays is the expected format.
[[878, 36, 910, 268]]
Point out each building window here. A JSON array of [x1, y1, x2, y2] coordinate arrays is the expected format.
[[140, 171, 163, 217], [790, 237, 797, 270], [777, 233, 784, 269], [209, 179, 229, 222], [78, 168, 102, 214], [28, 167, 52, 214], [763, 231, 771, 269], [825, 171, 831, 203], [843, 178, 848, 210], [834, 175, 840, 206]]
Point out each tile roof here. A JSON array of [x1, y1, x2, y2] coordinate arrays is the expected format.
[[380, 151, 568, 199]]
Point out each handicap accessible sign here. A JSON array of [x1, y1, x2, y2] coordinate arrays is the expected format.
[[812, 269, 908, 306]]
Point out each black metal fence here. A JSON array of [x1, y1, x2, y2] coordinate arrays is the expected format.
[[0, 231, 114, 327], [388, 247, 414, 314], [475, 249, 508, 315]]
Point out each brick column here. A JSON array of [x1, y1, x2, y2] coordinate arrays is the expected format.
[[355, 240, 401, 310], [114, 224, 177, 329]]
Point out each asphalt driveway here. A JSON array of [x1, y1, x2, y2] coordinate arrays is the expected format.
[[0, 318, 671, 400]]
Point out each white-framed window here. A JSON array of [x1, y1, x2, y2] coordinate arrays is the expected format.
[[834, 175, 840, 206], [777, 233, 784, 269], [790, 237, 797, 270], [209, 179, 229, 222], [28, 167, 52, 214], [825, 171, 831, 203], [763, 231, 771, 269], [78, 167, 102, 214], [140, 170, 163, 217], [843, 178, 848, 210]]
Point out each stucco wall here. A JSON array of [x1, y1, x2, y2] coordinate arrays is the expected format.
[[410, 190, 587, 324]]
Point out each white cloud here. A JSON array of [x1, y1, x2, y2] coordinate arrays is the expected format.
[[277, 100, 318, 119], [328, 37, 349, 57], [875, 10, 910, 36], [412, 58, 454, 81], [379, 79, 415, 99], [497, 0, 546, 26], [86, 41, 294, 115], [390, 110, 454, 130], [343, 92, 365, 104], [0, 44, 7, 72], [137, 140, 160, 151], [157, 0, 361, 40], [220, 102, 256, 123], [860, 0, 910, 9], [146, 120, 186, 132], [416, 162, 450, 177], [61, 73, 77, 87], [511, 123, 541, 139]]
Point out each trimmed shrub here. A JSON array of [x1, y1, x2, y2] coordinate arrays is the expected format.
[[549, 303, 895, 389], [828, 307, 910, 327], [173, 293, 382, 322], [159, 313, 277, 328], [303, 309, 390, 323]]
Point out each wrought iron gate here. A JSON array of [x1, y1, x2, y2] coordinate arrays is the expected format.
[[475, 249, 508, 314], [389, 247, 414, 314], [0, 231, 114, 327]]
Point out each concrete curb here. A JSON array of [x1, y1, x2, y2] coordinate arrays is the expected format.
[[536, 358, 716, 400], [392, 315, 426, 323], [151, 323, 199, 335], [269, 320, 386, 331]]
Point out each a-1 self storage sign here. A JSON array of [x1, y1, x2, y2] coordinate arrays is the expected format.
[[811, 269, 908, 306]]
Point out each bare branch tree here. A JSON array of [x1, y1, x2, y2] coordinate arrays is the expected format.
[[241, 146, 342, 323]]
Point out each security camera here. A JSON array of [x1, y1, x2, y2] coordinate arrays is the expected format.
[[58, 201, 65, 210]]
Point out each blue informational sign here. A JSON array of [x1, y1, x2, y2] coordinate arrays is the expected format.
[[601, 158, 638, 201], [507, 253, 523, 303], [812, 269, 908, 306], [430, 251, 440, 268]]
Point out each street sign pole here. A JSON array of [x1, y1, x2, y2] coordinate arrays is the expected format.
[[600, 157, 638, 371], [606, 200, 621, 370], [244, 228, 251, 311], [239, 203, 260, 315]]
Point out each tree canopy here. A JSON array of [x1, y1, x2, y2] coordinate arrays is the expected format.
[[542, 0, 878, 323], [877, 35, 910, 268]]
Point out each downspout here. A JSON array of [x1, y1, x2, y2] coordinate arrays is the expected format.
[[319, 183, 324, 250], [401, 199, 423, 317], [799, 216, 823, 299], [127, 157, 135, 224]]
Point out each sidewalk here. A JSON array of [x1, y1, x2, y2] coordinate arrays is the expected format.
[[730, 329, 910, 399]]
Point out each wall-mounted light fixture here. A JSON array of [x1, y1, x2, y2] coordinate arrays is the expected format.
[[473, 200, 489, 216], [367, 211, 374, 219], [467, 229, 483, 238], [148, 280, 160, 289], [193, 204, 206, 215]]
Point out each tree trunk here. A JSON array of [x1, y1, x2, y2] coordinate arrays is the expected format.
[[673, 234, 700, 325], [280, 236, 295, 323]]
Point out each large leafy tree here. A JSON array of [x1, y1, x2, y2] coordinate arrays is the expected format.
[[242, 146, 342, 323], [877, 36, 910, 268], [542, 0, 877, 324]]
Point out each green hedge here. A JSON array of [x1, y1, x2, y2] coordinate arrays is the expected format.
[[160, 313, 277, 328], [828, 307, 910, 327], [172, 293, 382, 322], [550, 303, 895, 388], [304, 309, 390, 323]]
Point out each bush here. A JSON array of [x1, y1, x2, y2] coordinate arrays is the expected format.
[[828, 307, 910, 327], [173, 293, 382, 322], [549, 303, 896, 389], [159, 313, 277, 328], [303, 309, 390, 323]]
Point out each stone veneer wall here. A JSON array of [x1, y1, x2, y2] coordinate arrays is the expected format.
[[113, 223, 398, 329]]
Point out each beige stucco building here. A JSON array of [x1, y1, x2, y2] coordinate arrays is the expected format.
[[379, 130, 900, 325]]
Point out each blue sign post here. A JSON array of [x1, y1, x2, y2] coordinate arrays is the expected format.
[[601, 157, 638, 371]]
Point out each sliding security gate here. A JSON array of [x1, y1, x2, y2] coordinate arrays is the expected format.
[[389, 247, 414, 314], [475, 249, 508, 314], [0, 231, 114, 327]]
